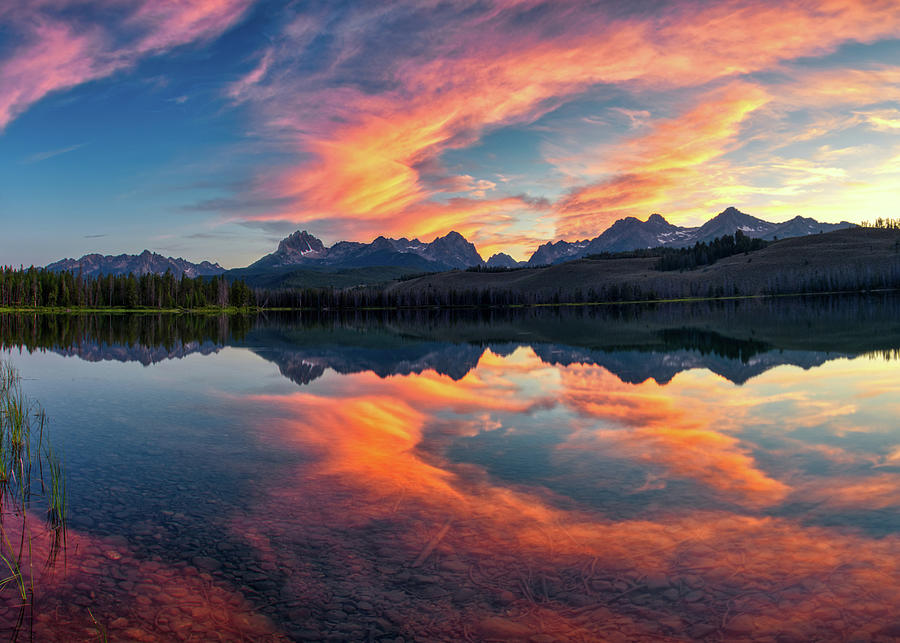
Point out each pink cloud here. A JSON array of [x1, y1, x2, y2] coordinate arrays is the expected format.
[[0, 19, 119, 131], [0, 0, 254, 131]]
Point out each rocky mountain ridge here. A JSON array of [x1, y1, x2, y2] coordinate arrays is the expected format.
[[246, 230, 483, 272], [527, 207, 856, 265], [45, 250, 225, 278], [43, 207, 855, 276]]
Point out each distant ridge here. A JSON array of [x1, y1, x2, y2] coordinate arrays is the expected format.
[[486, 252, 523, 268], [45, 250, 225, 278], [527, 207, 856, 265]]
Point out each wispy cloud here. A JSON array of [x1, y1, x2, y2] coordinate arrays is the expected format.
[[0, 0, 256, 132], [554, 82, 771, 236], [217, 0, 900, 252], [24, 143, 86, 164]]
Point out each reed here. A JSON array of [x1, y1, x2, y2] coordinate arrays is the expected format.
[[0, 358, 69, 637], [88, 609, 108, 643], [0, 525, 26, 605], [45, 441, 67, 532]]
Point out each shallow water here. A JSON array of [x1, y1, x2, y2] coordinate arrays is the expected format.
[[2, 297, 900, 641]]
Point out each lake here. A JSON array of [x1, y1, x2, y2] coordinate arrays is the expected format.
[[1, 295, 900, 641]]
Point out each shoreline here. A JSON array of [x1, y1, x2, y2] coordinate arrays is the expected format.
[[1, 288, 897, 314]]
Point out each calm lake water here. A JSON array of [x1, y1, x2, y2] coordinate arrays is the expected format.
[[2, 296, 900, 641]]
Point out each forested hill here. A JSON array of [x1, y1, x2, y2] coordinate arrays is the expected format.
[[386, 227, 900, 305], [3, 228, 900, 310]]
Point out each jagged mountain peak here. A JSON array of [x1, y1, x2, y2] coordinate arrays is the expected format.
[[421, 230, 483, 267], [246, 229, 484, 272], [710, 206, 759, 220], [697, 207, 773, 238], [277, 230, 325, 254]]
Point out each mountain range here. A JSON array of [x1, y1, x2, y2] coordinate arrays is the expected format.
[[45, 250, 225, 278], [527, 207, 855, 265], [43, 207, 855, 278], [245, 230, 483, 272]]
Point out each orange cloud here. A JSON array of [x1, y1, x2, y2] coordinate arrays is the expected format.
[[229, 0, 900, 247], [780, 66, 900, 109], [553, 82, 770, 235]]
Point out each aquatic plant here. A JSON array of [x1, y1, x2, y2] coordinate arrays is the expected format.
[[0, 358, 69, 638], [88, 609, 108, 643], [45, 441, 67, 531]]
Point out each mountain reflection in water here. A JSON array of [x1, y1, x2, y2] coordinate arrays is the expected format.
[[0, 295, 899, 641]]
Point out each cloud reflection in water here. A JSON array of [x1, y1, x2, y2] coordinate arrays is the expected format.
[[225, 348, 900, 641]]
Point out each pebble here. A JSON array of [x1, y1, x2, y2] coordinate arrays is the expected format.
[[477, 616, 533, 639], [497, 590, 516, 605], [564, 593, 593, 607], [192, 556, 221, 572], [688, 623, 717, 638], [452, 588, 477, 602], [724, 614, 756, 635], [813, 607, 843, 622], [124, 627, 151, 641], [411, 574, 439, 584], [440, 560, 468, 573], [645, 574, 669, 590]]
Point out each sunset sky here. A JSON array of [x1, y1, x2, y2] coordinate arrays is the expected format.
[[1, 0, 899, 267]]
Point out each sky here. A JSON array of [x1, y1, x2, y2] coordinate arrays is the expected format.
[[1, 0, 899, 268]]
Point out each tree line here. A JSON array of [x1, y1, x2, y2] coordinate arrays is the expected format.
[[653, 230, 768, 271], [0, 267, 254, 309], [4, 225, 900, 312], [862, 218, 900, 230]]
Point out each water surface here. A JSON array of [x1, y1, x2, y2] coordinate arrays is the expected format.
[[2, 296, 900, 641]]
